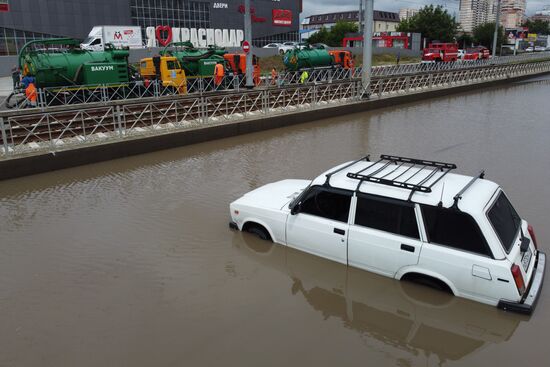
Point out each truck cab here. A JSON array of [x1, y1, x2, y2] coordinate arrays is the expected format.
[[223, 53, 261, 85], [139, 56, 187, 94]]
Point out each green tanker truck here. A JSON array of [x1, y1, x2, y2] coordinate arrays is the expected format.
[[19, 38, 131, 88], [160, 42, 226, 77], [282, 47, 334, 72], [6, 38, 188, 109]]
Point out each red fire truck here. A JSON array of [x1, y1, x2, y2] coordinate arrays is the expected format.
[[463, 46, 490, 61], [421, 43, 459, 63]]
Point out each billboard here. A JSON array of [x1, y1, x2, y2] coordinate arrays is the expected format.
[[0, 0, 8, 12], [272, 9, 292, 26]]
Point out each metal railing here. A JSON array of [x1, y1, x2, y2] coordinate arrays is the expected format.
[[1, 59, 549, 157]]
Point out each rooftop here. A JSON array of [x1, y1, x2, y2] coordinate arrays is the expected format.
[[311, 155, 499, 211]]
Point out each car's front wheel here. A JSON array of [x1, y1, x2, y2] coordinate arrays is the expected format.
[[244, 223, 272, 241]]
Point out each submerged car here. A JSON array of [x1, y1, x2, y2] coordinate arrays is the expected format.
[[229, 154, 545, 314]]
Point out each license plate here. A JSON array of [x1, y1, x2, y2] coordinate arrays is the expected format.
[[521, 248, 532, 272]]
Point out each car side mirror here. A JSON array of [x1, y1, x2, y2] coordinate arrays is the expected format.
[[290, 203, 301, 215]]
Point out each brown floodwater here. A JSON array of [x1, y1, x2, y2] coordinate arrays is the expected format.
[[1, 75, 549, 366]]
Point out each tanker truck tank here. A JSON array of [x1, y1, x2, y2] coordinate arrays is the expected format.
[[19, 38, 130, 88], [283, 47, 334, 72], [161, 42, 226, 77]]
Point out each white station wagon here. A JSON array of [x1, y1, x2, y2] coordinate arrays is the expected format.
[[229, 155, 546, 314]]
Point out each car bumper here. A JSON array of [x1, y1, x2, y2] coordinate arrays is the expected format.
[[498, 251, 546, 315]]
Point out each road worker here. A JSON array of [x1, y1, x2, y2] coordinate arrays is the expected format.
[[271, 67, 278, 85], [24, 78, 37, 108], [299, 70, 309, 84], [214, 62, 224, 86]]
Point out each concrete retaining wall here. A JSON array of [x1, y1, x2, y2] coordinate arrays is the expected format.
[[0, 71, 546, 181]]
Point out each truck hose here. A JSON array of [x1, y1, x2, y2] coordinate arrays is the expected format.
[[4, 91, 26, 109]]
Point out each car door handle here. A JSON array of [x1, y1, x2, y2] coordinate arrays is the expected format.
[[400, 244, 415, 253], [334, 228, 345, 235]]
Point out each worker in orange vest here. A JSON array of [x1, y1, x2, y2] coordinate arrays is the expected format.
[[271, 67, 278, 85], [214, 62, 224, 86], [24, 77, 37, 107]]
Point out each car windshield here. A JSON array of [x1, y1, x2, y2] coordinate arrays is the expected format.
[[487, 191, 521, 253], [283, 42, 295, 46], [82, 37, 94, 44]]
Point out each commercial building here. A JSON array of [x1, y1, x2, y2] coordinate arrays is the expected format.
[[500, 0, 526, 29], [0, 0, 301, 55], [459, 0, 497, 33], [398, 8, 419, 21], [301, 10, 400, 33], [531, 7, 550, 22]]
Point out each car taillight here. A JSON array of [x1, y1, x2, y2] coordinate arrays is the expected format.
[[528, 224, 538, 250], [511, 264, 526, 295]]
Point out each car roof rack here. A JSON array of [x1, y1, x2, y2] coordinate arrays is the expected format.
[[451, 170, 485, 209], [324, 154, 370, 186], [346, 154, 457, 201]]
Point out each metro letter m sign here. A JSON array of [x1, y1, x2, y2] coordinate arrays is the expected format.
[[272, 9, 292, 26]]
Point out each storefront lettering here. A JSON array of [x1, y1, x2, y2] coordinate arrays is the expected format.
[[146, 26, 244, 48]]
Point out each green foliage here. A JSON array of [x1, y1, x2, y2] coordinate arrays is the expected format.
[[457, 33, 474, 48], [473, 22, 505, 50], [307, 21, 358, 47], [522, 19, 550, 35], [396, 5, 458, 42]]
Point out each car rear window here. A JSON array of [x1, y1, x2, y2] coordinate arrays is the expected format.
[[487, 191, 521, 253]]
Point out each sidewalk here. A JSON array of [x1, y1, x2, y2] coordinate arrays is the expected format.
[[0, 76, 13, 96]]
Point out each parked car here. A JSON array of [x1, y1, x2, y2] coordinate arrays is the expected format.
[[534, 46, 546, 52], [525, 47, 534, 52], [279, 41, 307, 55], [262, 42, 281, 49], [229, 154, 545, 314], [311, 43, 330, 49]]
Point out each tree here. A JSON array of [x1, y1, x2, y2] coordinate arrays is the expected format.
[[307, 27, 330, 45], [457, 33, 474, 49], [396, 5, 458, 42], [522, 19, 550, 35], [306, 21, 358, 47], [473, 22, 505, 51], [327, 21, 358, 46]]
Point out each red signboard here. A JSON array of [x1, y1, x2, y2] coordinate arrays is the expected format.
[[272, 9, 292, 26], [0, 3, 9, 12], [242, 40, 250, 53]]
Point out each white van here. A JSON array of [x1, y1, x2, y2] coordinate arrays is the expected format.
[[81, 26, 143, 51], [229, 154, 545, 314]]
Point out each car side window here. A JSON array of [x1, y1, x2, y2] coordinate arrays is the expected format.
[[300, 187, 352, 223], [354, 194, 420, 239], [421, 205, 491, 257]]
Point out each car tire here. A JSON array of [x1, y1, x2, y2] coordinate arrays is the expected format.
[[279, 49, 285, 55], [247, 225, 270, 241]]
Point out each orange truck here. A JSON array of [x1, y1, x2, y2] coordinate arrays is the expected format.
[[223, 53, 261, 85]]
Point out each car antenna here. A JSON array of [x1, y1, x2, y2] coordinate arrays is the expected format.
[[437, 182, 445, 208]]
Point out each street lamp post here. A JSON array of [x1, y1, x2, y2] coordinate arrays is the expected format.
[[492, 0, 502, 58], [362, 0, 373, 93], [244, 0, 254, 88]]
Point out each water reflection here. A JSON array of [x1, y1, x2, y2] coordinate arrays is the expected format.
[[233, 231, 525, 364]]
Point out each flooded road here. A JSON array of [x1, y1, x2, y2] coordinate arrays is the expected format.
[[1, 75, 549, 366]]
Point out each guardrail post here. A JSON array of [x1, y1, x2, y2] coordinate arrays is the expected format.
[[0, 117, 9, 154], [115, 105, 124, 136]]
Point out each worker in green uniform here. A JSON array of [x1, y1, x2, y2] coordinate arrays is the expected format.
[[299, 70, 309, 84]]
